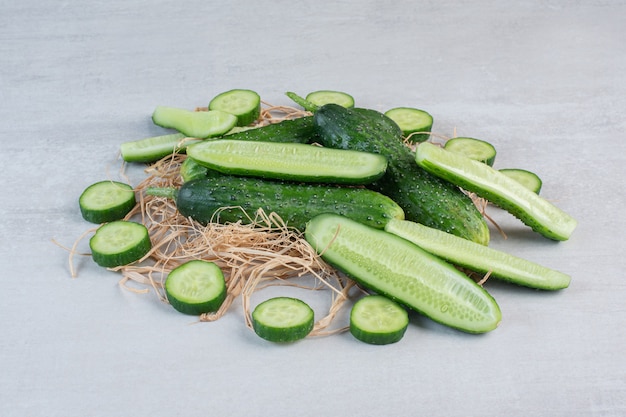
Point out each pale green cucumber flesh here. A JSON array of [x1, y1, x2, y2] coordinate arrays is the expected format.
[[444, 137, 497, 166], [415, 142, 577, 241], [152, 106, 237, 139], [208, 89, 261, 127], [120, 133, 197, 163], [79, 181, 136, 224], [305, 90, 355, 108], [186, 139, 388, 185], [385, 219, 571, 290], [165, 260, 226, 315], [251, 297, 315, 342], [384, 107, 433, 142], [350, 295, 409, 345], [89, 221, 151, 268], [305, 213, 501, 334], [499, 168, 542, 194]]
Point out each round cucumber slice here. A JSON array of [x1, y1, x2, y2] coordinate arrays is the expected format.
[[305, 90, 355, 108], [384, 107, 433, 142], [165, 260, 227, 315], [251, 297, 314, 343], [499, 168, 542, 194], [79, 181, 136, 224], [89, 221, 151, 268], [444, 137, 497, 166], [208, 89, 261, 127], [350, 295, 409, 345]]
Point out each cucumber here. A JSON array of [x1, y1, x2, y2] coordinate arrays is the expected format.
[[180, 157, 211, 182], [251, 297, 315, 343], [305, 90, 355, 108], [384, 107, 433, 142], [89, 221, 152, 268], [152, 106, 237, 139], [186, 139, 388, 185], [444, 137, 497, 166], [79, 180, 136, 224], [165, 260, 227, 315], [415, 142, 577, 241], [350, 295, 409, 345], [304, 213, 501, 334], [499, 168, 542, 194], [208, 89, 261, 127], [385, 219, 571, 290], [313, 104, 490, 246], [218, 115, 319, 144], [146, 176, 405, 231], [120, 133, 197, 163]]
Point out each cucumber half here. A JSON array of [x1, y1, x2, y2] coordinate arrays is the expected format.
[[120, 133, 199, 163], [251, 297, 315, 343], [350, 295, 409, 345], [165, 260, 227, 315]]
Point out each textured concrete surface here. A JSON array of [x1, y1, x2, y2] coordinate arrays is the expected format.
[[1, 1, 625, 416]]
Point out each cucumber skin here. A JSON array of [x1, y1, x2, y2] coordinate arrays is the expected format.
[[313, 104, 490, 246], [173, 176, 405, 231]]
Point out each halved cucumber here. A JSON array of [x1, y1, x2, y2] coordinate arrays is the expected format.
[[120, 133, 199, 163], [186, 139, 388, 185], [152, 106, 237, 139], [79, 181, 136, 224], [304, 213, 501, 334], [89, 221, 151, 268], [208, 89, 261, 127], [444, 137, 497, 166], [251, 297, 315, 343], [165, 260, 227, 315], [384, 107, 433, 142], [415, 142, 577, 241], [499, 168, 542, 194], [350, 295, 409, 345], [305, 90, 355, 108], [385, 219, 571, 290]]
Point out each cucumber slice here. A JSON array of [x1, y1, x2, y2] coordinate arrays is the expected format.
[[384, 107, 433, 142], [165, 260, 227, 315], [305, 90, 355, 108], [79, 181, 136, 224], [415, 142, 577, 241], [350, 295, 409, 345], [208, 89, 261, 127], [89, 221, 151, 268], [305, 213, 501, 334], [120, 133, 199, 163], [385, 219, 571, 290], [251, 297, 315, 343], [186, 139, 388, 185], [152, 106, 237, 139], [444, 137, 497, 166], [499, 168, 542, 194]]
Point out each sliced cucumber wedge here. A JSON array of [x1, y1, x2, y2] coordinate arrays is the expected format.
[[186, 139, 388, 185], [499, 168, 542, 194], [415, 142, 577, 241], [208, 89, 261, 127], [444, 137, 497, 166], [384, 107, 433, 142], [165, 260, 227, 315], [251, 297, 315, 343], [305, 213, 501, 334], [79, 180, 136, 224], [152, 106, 237, 139], [385, 219, 571, 290], [350, 295, 409, 345], [305, 90, 355, 108], [120, 133, 198, 163], [89, 221, 151, 268]]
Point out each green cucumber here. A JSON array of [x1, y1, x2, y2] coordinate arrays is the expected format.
[[219, 115, 319, 144], [350, 295, 409, 345], [499, 168, 542, 194], [165, 260, 227, 315], [152, 106, 237, 139], [306, 90, 355, 108], [208, 89, 261, 127], [415, 142, 577, 241], [304, 213, 501, 334], [89, 221, 152, 268], [180, 157, 211, 182], [444, 137, 497, 166], [385, 219, 571, 290], [146, 176, 405, 231], [384, 107, 433, 142], [187, 139, 387, 185], [79, 181, 136, 224], [313, 104, 490, 246], [286, 91, 320, 112], [120, 133, 197, 163], [251, 297, 315, 343]]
